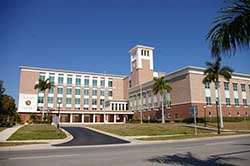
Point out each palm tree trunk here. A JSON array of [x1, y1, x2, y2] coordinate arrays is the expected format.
[[215, 82, 221, 134], [161, 95, 165, 123], [42, 93, 46, 121], [217, 82, 224, 128]]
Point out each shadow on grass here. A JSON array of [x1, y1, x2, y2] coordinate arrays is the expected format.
[[148, 151, 244, 166]]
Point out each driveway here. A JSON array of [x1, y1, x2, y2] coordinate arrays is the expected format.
[[54, 127, 129, 146]]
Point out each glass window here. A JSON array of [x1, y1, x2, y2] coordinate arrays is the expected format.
[[75, 88, 81, 95], [108, 90, 112, 97], [241, 84, 246, 92], [100, 99, 104, 106], [48, 88, 54, 94], [100, 79, 105, 87], [100, 90, 104, 96], [76, 77, 81, 85], [48, 97, 53, 104], [233, 83, 238, 91], [234, 98, 239, 106], [49, 74, 54, 83], [84, 78, 89, 86], [92, 89, 97, 96], [141, 50, 143, 55], [75, 98, 80, 105], [84, 89, 89, 96], [57, 87, 63, 94], [226, 98, 231, 106], [108, 79, 112, 87], [111, 103, 114, 110], [39, 74, 45, 81], [206, 97, 211, 105], [84, 98, 89, 105], [224, 82, 229, 90], [115, 103, 118, 110], [58, 75, 64, 84], [67, 75, 72, 84], [38, 96, 44, 103], [66, 98, 71, 104], [92, 99, 97, 105], [205, 81, 210, 89], [66, 87, 72, 94], [243, 99, 247, 106], [92, 78, 97, 87]]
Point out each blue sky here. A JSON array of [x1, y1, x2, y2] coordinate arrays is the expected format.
[[0, 0, 249, 102]]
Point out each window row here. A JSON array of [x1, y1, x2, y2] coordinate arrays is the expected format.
[[205, 82, 249, 92], [205, 96, 248, 106]]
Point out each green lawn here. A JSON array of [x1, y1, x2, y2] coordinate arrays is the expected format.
[[0, 142, 48, 147], [138, 132, 249, 141], [199, 121, 250, 130], [7, 124, 67, 140], [88, 123, 212, 136], [0, 127, 7, 132]]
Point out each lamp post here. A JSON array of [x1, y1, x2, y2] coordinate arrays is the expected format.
[[203, 105, 207, 127], [57, 99, 62, 129], [140, 84, 143, 124]]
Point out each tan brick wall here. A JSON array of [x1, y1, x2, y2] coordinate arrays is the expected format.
[[113, 78, 125, 100], [19, 70, 39, 94]]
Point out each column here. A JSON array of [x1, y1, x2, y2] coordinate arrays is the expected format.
[[123, 115, 126, 123], [82, 114, 84, 124], [93, 114, 96, 123], [114, 114, 117, 123], [70, 114, 73, 123]]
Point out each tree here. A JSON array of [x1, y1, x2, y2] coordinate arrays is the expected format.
[[153, 77, 172, 123], [0, 80, 5, 97], [34, 78, 54, 120], [0, 95, 16, 125], [207, 0, 250, 57], [203, 56, 233, 134]]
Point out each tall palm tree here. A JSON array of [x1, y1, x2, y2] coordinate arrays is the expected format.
[[34, 78, 54, 120], [153, 77, 172, 123], [203, 56, 233, 134], [207, 0, 250, 57]]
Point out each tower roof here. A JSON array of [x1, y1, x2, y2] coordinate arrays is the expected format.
[[129, 45, 154, 53]]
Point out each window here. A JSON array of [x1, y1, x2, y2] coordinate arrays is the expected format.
[[57, 87, 63, 94], [66, 87, 72, 95], [92, 89, 97, 96], [205, 81, 210, 89], [147, 50, 149, 56], [108, 79, 112, 87], [39, 73, 45, 80], [206, 97, 211, 105], [100, 99, 104, 106], [233, 83, 238, 91], [38, 96, 44, 103], [234, 98, 239, 106], [100, 89, 105, 96], [49, 74, 55, 83], [84, 98, 89, 105], [48, 88, 54, 94], [75, 88, 81, 95], [92, 77, 97, 87], [66, 98, 71, 104], [100, 79, 105, 87], [92, 99, 97, 105], [224, 82, 229, 90], [112, 103, 114, 110], [48, 97, 53, 104], [84, 77, 89, 86], [241, 84, 246, 92], [243, 99, 247, 106], [129, 80, 132, 88], [75, 98, 80, 105], [67, 75, 72, 84], [84, 107, 88, 110], [76, 77, 81, 85], [108, 90, 113, 97], [84, 89, 89, 96], [58, 75, 64, 84], [226, 98, 231, 106], [141, 50, 143, 55], [115, 103, 118, 110]]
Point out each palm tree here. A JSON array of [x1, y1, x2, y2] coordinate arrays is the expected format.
[[207, 0, 250, 57], [203, 56, 233, 134], [153, 77, 172, 123], [34, 78, 54, 120]]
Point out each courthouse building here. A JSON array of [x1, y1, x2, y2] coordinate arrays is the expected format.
[[18, 45, 250, 123]]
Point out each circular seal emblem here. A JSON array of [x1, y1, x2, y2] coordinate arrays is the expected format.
[[25, 100, 31, 106]]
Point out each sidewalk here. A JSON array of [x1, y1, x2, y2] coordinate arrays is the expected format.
[[0, 125, 23, 142]]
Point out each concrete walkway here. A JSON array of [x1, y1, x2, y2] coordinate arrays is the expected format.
[[0, 125, 23, 142]]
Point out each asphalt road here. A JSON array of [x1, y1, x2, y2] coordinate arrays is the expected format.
[[0, 135, 250, 166], [55, 127, 129, 146]]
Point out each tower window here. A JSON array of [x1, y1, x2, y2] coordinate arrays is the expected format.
[[147, 50, 149, 56], [141, 50, 143, 55]]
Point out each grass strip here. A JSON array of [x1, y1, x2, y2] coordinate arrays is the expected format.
[[0, 142, 48, 147]]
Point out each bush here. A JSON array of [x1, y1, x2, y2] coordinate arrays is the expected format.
[[182, 118, 205, 124]]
